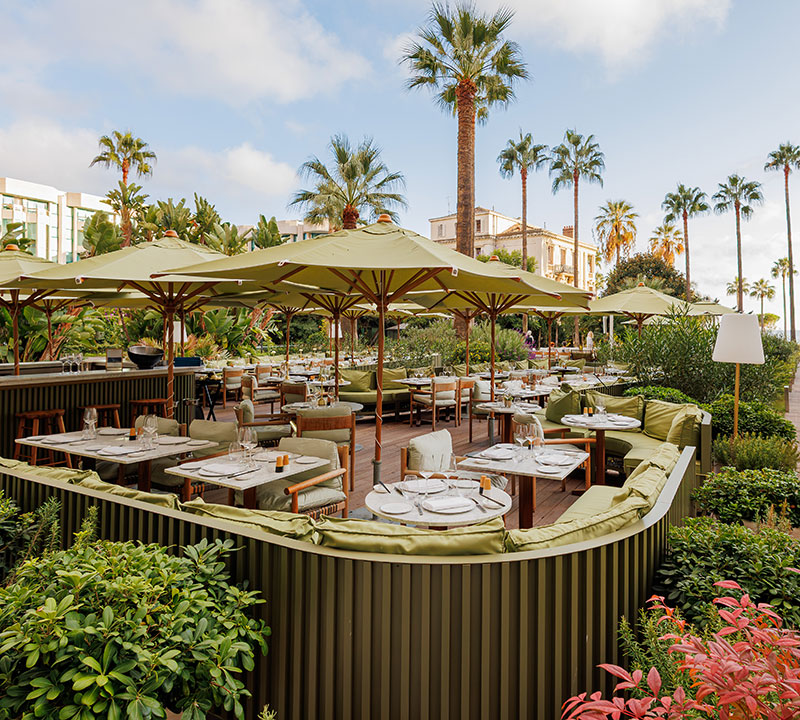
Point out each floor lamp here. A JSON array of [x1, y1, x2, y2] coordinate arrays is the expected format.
[[711, 313, 764, 437]]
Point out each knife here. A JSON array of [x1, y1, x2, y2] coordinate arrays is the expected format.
[[479, 487, 505, 507], [471, 497, 488, 513]]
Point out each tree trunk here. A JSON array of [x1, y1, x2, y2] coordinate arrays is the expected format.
[[572, 173, 580, 344], [121, 201, 132, 248], [783, 275, 788, 339], [735, 202, 743, 312], [785, 166, 796, 341], [122, 159, 129, 186], [342, 205, 359, 230], [683, 209, 691, 301], [521, 168, 528, 334], [455, 80, 477, 258], [760, 297, 765, 330]]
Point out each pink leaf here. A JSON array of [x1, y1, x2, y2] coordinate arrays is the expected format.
[[647, 667, 662, 696]]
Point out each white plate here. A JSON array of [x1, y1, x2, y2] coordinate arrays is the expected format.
[[98, 446, 139, 456], [398, 478, 447, 494], [198, 462, 248, 477], [98, 427, 128, 436], [496, 443, 516, 449], [295, 456, 320, 465], [537, 453, 574, 466], [180, 461, 204, 470], [157, 436, 188, 445], [26, 435, 44, 441], [381, 502, 413, 515], [466, 458, 490, 466], [454, 479, 480, 490], [480, 449, 515, 461], [254, 451, 280, 462], [186, 439, 208, 447]]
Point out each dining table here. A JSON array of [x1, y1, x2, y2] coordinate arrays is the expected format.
[[560, 413, 641, 485], [473, 401, 541, 444]]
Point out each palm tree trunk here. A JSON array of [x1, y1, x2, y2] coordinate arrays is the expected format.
[[521, 168, 528, 334], [760, 296, 765, 331], [342, 205, 359, 230], [735, 203, 743, 312], [783, 274, 788, 339], [122, 159, 129, 186], [572, 173, 580, 345], [683, 209, 691, 301], [785, 167, 796, 340], [455, 80, 477, 259]]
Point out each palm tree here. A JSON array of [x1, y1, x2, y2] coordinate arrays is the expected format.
[[713, 174, 764, 312], [81, 212, 122, 257], [649, 222, 685, 267], [550, 130, 605, 289], [104, 181, 148, 247], [402, 3, 527, 256], [203, 223, 252, 256], [0, 222, 34, 252], [765, 143, 800, 340], [290, 134, 407, 230], [594, 200, 637, 266], [251, 215, 284, 249], [726, 277, 751, 299], [662, 184, 709, 301], [771, 257, 793, 338], [750, 278, 776, 330], [90, 130, 157, 185]]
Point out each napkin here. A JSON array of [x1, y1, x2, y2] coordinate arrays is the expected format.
[[480, 447, 515, 460], [422, 497, 474, 512], [98, 446, 138, 456]]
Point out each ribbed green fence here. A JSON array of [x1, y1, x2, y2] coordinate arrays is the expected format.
[[1, 448, 697, 720]]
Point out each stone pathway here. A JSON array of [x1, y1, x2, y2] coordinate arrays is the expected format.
[[784, 369, 800, 437]]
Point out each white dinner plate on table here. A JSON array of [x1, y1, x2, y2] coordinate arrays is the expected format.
[[199, 462, 248, 477], [98, 427, 128, 436], [157, 436, 187, 445], [467, 458, 490, 466], [537, 453, 574, 466], [422, 497, 474, 514], [254, 450, 280, 462], [186, 439, 208, 447], [180, 461, 204, 471], [97, 446, 139, 456], [295, 456, 320, 465], [398, 478, 447, 494], [25, 435, 44, 441], [41, 434, 83, 445], [454, 478, 480, 490], [381, 502, 413, 515]]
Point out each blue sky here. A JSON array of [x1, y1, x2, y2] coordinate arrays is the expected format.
[[1, 0, 798, 320]]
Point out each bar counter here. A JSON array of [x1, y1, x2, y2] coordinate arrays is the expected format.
[[0, 367, 196, 458]]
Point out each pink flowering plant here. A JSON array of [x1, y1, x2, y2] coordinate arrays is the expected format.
[[562, 580, 800, 719]]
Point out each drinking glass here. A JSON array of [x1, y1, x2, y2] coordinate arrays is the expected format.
[[527, 419, 545, 460], [239, 426, 258, 467], [228, 439, 244, 465], [82, 407, 98, 440], [595, 399, 607, 418], [142, 414, 158, 450]]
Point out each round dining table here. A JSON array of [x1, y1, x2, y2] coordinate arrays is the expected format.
[[560, 413, 641, 485]]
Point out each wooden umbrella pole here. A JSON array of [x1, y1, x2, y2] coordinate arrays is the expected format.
[[465, 313, 471, 375], [166, 303, 175, 419], [373, 276, 386, 485], [547, 317, 553, 369], [490, 310, 496, 401], [350, 317, 355, 366], [333, 310, 340, 399], [285, 311, 293, 373]]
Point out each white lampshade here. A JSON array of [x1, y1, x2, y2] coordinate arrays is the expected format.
[[712, 313, 764, 364]]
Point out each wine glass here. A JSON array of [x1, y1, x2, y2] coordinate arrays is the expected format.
[[527, 418, 545, 461], [143, 414, 158, 450], [595, 398, 607, 418], [514, 423, 529, 462], [239, 426, 258, 467], [82, 407, 98, 440]]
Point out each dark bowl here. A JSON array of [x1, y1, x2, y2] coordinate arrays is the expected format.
[[127, 345, 164, 370]]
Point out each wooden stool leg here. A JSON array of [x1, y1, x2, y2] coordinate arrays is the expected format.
[[57, 415, 72, 468], [113, 409, 121, 428], [30, 418, 39, 466], [14, 418, 25, 460]]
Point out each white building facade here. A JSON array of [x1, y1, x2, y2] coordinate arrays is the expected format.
[[429, 207, 597, 294], [0, 178, 116, 263]]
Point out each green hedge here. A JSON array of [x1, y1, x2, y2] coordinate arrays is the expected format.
[[624, 385, 697, 405], [711, 433, 800, 472], [700, 394, 796, 439]]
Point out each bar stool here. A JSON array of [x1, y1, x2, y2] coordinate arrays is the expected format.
[[14, 409, 72, 467], [130, 398, 169, 426], [78, 403, 121, 429]]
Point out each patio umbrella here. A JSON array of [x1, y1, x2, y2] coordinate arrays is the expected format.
[[687, 300, 736, 316], [163, 218, 574, 483], [522, 305, 589, 368], [19, 233, 239, 417], [589, 284, 685, 336]]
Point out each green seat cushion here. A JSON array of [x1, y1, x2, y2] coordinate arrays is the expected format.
[[584, 391, 644, 422], [557, 485, 625, 522], [297, 405, 352, 444], [339, 369, 375, 392], [545, 388, 582, 423], [643, 399, 684, 441], [337, 390, 378, 404], [316, 516, 505, 556], [181, 498, 316, 541], [505, 495, 651, 552], [76, 474, 180, 509], [407, 429, 453, 472], [665, 405, 702, 448], [382, 367, 408, 389]]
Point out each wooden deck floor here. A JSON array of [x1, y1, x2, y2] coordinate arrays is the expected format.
[[212, 406, 588, 529]]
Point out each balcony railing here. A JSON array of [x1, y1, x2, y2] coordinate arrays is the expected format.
[[552, 264, 574, 275]]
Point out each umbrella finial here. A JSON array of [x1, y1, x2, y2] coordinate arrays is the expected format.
[[376, 214, 392, 223], [163, 229, 179, 238], [637, 281, 645, 286], [2, 244, 19, 252], [488, 255, 499, 262]]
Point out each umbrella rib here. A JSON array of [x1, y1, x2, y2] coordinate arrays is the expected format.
[[386, 268, 443, 303]]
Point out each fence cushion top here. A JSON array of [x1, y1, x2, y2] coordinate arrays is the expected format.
[[0, 458, 96, 485], [665, 405, 702, 448], [584, 391, 644, 423], [643, 399, 685, 441], [315, 515, 506, 556], [76, 474, 180, 510], [623, 465, 670, 506], [339, 369, 375, 392], [181, 498, 316, 542]]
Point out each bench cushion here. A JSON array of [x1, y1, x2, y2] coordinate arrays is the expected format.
[[623, 465, 670, 506], [180, 498, 316, 541], [339, 369, 375, 392], [643, 399, 684, 441], [666, 405, 702, 448], [556, 485, 624, 521], [407, 429, 453, 472], [584, 391, 644, 422], [621, 438, 679, 475], [545, 388, 581, 423], [316, 516, 506, 556], [382, 367, 408, 389]]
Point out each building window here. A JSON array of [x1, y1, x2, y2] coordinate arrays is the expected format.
[[560, 248, 567, 265], [547, 245, 554, 265], [476, 219, 482, 233], [437, 223, 444, 238]]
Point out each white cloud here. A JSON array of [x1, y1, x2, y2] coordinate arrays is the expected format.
[[475, 0, 731, 68], [3, 0, 370, 105]]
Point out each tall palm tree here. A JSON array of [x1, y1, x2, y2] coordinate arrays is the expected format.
[[402, 3, 527, 256], [713, 174, 764, 312], [594, 200, 637, 266], [90, 130, 156, 186], [771, 257, 792, 338], [104, 181, 148, 247], [750, 278, 776, 330], [662, 184, 709, 301], [290, 134, 407, 230], [649, 222, 685, 267], [765, 143, 800, 340], [726, 277, 751, 300], [550, 130, 605, 289]]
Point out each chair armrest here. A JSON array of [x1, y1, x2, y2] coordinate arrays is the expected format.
[[283, 468, 347, 513]]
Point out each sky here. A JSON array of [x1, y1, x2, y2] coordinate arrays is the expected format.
[[0, 0, 798, 322]]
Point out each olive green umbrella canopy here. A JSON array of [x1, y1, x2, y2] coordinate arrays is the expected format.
[[687, 300, 736, 316], [166, 219, 579, 483], [589, 285, 685, 335]]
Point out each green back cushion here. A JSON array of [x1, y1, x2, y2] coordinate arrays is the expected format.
[[134, 416, 180, 436], [515, 360, 530, 370], [531, 358, 548, 369], [496, 361, 511, 371], [382, 367, 408, 389], [76, 474, 179, 509], [505, 495, 650, 552], [237, 399, 255, 424], [545, 389, 582, 423], [189, 419, 237, 457], [297, 405, 352, 444], [452, 364, 468, 377], [316, 516, 505, 556], [472, 362, 489, 373], [473, 380, 492, 402], [0, 459, 96, 484], [407, 429, 453, 472], [180, 498, 316, 541], [584, 391, 644, 422], [564, 359, 585, 370], [408, 366, 434, 377], [279, 437, 340, 488], [665, 406, 702, 448], [339, 369, 375, 392], [643, 400, 684, 441]]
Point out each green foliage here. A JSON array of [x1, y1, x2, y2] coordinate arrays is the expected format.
[[390, 318, 462, 367], [655, 517, 800, 628], [190, 194, 221, 243], [203, 222, 252, 256], [0, 518, 269, 719], [470, 321, 528, 361], [701, 394, 796, 440], [82, 211, 122, 257], [693, 466, 800, 526], [0, 492, 60, 582], [455, 339, 492, 363], [477, 249, 536, 273], [251, 215, 284, 249], [139, 198, 194, 240], [623, 385, 697, 405], [0, 222, 34, 252], [712, 433, 800, 472], [603, 252, 688, 298]]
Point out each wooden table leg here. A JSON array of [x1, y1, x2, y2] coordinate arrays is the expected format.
[[137, 461, 152, 492], [501, 414, 514, 444], [242, 488, 257, 509], [518, 476, 536, 529], [595, 429, 606, 485]]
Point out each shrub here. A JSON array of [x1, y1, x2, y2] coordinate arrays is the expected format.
[[693, 466, 800, 526], [0, 512, 269, 719], [624, 385, 697, 405], [0, 492, 60, 582], [654, 517, 800, 627], [563, 582, 800, 719], [455, 338, 491, 363], [470, 321, 528, 362], [701, 394, 796, 439], [712, 432, 800, 471], [390, 318, 462, 367]]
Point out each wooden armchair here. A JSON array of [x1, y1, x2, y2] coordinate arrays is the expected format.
[[284, 444, 349, 517], [233, 400, 293, 446], [242, 374, 280, 412], [399, 446, 465, 479], [296, 410, 356, 491], [222, 367, 244, 408], [456, 377, 475, 429], [280, 381, 308, 406], [409, 378, 457, 430]]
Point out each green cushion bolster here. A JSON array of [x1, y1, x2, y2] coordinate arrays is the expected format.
[[255, 482, 345, 513], [505, 495, 650, 552], [452, 364, 468, 377], [643, 399, 684, 441], [665, 405, 702, 448], [624, 465, 669, 505], [180, 497, 316, 541], [545, 389, 582, 423], [584, 391, 644, 421], [256, 425, 293, 442], [382, 367, 408, 389], [556, 485, 625, 521], [134, 416, 180, 436], [623, 440, 680, 476], [316, 516, 506, 556], [76, 474, 179, 509], [337, 391, 378, 404]]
